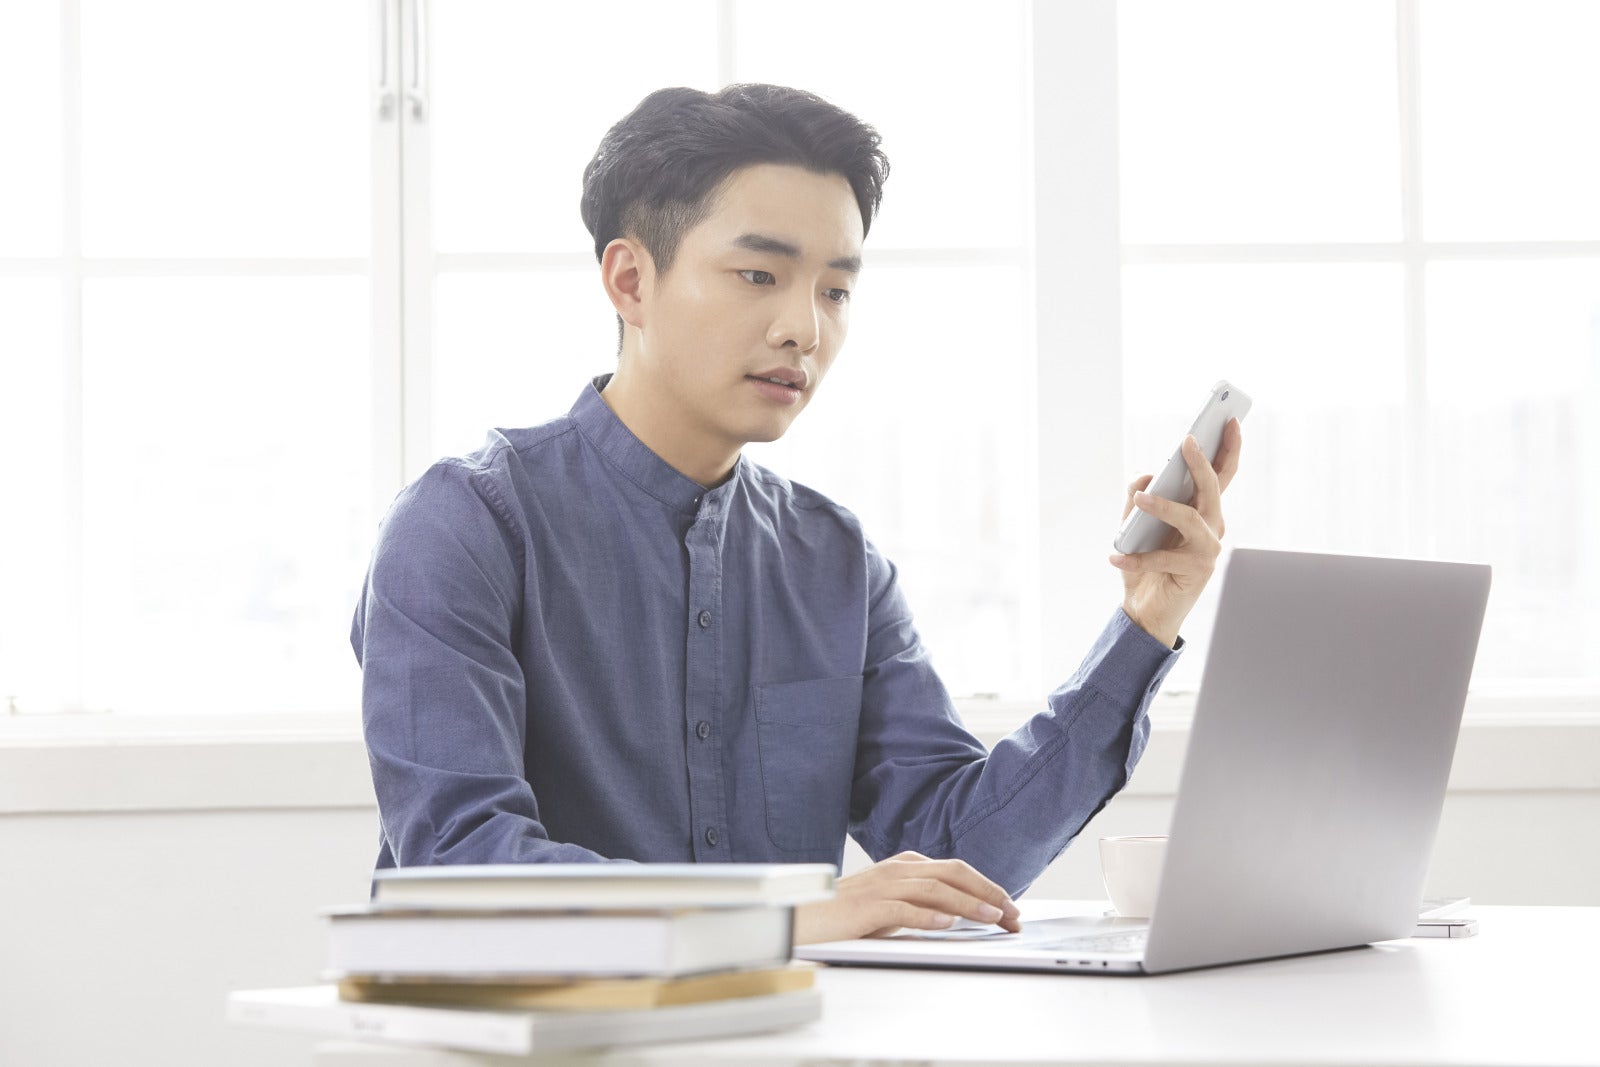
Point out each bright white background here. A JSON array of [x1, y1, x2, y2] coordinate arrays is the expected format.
[[3, 0, 1598, 719], [2, 4, 1597, 1065]]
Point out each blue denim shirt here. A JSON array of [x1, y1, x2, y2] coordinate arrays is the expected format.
[[351, 376, 1179, 894]]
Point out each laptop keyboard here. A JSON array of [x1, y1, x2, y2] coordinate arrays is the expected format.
[[1030, 929, 1150, 955]]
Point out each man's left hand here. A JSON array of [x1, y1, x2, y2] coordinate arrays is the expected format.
[[1110, 418, 1243, 648]]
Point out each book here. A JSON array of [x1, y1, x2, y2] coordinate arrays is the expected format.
[[227, 984, 823, 1056], [370, 862, 836, 910], [324, 904, 793, 979], [336, 962, 817, 1011]]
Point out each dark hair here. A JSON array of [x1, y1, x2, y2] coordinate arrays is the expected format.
[[580, 83, 890, 275]]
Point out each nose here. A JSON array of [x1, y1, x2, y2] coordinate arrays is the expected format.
[[767, 287, 821, 354]]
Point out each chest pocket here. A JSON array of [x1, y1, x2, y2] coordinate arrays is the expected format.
[[752, 676, 863, 855]]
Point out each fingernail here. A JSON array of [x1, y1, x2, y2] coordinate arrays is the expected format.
[[977, 903, 1003, 923], [934, 913, 956, 928], [1109, 554, 1128, 568]]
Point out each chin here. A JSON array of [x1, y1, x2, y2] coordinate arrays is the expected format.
[[736, 416, 798, 446], [742, 426, 789, 445]]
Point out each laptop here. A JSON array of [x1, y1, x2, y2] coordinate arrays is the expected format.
[[798, 548, 1491, 975]]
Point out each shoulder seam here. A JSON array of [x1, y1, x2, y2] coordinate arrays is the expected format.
[[744, 463, 853, 517], [436, 420, 578, 478]]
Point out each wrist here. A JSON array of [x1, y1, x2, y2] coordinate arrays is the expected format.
[[1123, 602, 1178, 649]]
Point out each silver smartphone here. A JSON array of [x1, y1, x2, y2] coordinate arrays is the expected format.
[[1113, 380, 1251, 555]]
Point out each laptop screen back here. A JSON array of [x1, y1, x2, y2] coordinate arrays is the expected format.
[[1143, 549, 1491, 974]]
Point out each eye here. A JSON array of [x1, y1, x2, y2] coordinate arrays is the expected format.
[[824, 288, 851, 305], [738, 269, 775, 286]]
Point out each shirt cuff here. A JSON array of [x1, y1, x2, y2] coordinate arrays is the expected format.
[[1067, 607, 1183, 709]]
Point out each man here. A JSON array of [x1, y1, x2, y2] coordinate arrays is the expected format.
[[351, 84, 1241, 945]]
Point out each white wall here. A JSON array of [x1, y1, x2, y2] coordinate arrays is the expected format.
[[1, 712, 1596, 1067], [0, 806, 378, 1067]]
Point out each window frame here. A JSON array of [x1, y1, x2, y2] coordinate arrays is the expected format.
[[1110, 0, 1600, 704], [3, 0, 1597, 739]]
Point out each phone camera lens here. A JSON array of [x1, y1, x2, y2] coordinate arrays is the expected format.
[[1221, 390, 1230, 401]]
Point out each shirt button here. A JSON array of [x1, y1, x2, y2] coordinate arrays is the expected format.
[[704, 827, 719, 847], [697, 610, 712, 629], [695, 720, 711, 740]]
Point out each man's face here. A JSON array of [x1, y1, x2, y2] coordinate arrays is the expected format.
[[629, 163, 864, 451]]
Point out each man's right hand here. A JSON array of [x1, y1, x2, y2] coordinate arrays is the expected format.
[[792, 851, 1023, 945]]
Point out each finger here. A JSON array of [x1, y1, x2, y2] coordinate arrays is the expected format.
[[896, 870, 1017, 927], [1129, 489, 1214, 548], [1121, 473, 1154, 521], [888, 877, 1016, 929], [1110, 546, 1214, 577], [925, 858, 1021, 919], [873, 856, 1021, 925], [1112, 493, 1222, 572], [1213, 418, 1244, 494], [867, 900, 961, 937], [1180, 436, 1225, 532]]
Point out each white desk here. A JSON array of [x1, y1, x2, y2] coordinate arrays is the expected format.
[[312, 903, 1600, 1067]]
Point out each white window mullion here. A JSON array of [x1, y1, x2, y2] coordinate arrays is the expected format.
[[1030, 0, 1125, 688], [716, 0, 736, 88], [372, 0, 406, 514], [1013, 0, 1043, 699], [1396, 0, 1431, 556], [60, 0, 86, 714], [398, 0, 435, 485]]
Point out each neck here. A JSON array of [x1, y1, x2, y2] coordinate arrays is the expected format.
[[599, 366, 741, 489]]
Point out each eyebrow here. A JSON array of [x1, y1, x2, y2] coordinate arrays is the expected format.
[[731, 232, 861, 275]]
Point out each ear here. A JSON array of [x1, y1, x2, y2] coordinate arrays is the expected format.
[[599, 237, 653, 331]]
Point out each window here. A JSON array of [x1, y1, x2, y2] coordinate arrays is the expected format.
[[2, 0, 374, 716], [3, 1, 1595, 721], [1118, 0, 1600, 692]]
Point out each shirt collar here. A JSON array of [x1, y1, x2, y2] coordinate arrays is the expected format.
[[570, 374, 740, 515]]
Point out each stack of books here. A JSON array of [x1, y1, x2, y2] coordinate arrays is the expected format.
[[227, 863, 836, 1056]]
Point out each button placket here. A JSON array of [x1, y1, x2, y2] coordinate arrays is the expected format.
[[683, 499, 729, 861]]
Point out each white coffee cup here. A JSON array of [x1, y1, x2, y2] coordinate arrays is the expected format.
[[1099, 835, 1168, 918]]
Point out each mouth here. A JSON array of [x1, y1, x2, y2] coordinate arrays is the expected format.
[[745, 367, 808, 393], [746, 374, 803, 393]]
